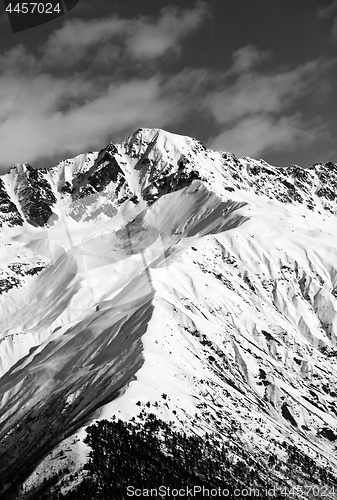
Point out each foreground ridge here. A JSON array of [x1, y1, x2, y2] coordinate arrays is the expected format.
[[0, 128, 336, 498]]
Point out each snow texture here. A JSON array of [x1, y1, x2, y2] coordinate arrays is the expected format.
[[0, 128, 337, 493]]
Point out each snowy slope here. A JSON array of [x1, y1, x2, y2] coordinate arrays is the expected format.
[[0, 128, 337, 496]]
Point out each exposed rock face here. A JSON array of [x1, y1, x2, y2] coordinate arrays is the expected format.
[[0, 179, 23, 227], [0, 128, 337, 498], [14, 164, 57, 227]]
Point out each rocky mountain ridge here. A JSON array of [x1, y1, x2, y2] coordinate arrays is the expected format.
[[1, 128, 337, 227]]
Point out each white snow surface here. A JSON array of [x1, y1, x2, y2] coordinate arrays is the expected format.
[[0, 128, 337, 491]]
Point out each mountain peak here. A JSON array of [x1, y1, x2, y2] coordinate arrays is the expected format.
[[1, 128, 336, 229]]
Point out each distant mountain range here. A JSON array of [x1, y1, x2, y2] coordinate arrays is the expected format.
[[0, 128, 337, 498]]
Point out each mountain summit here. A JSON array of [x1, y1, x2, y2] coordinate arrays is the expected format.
[[0, 128, 337, 498]]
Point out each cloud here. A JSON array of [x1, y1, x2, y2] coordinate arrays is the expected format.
[[205, 49, 331, 159], [0, 4, 209, 170], [0, 45, 37, 75], [229, 45, 271, 74], [0, 76, 180, 166], [125, 2, 208, 60], [317, 0, 337, 19], [0, 72, 95, 117], [207, 59, 324, 125], [209, 114, 324, 158], [317, 1, 337, 42], [41, 17, 128, 67], [0, 7, 333, 174], [41, 2, 208, 67]]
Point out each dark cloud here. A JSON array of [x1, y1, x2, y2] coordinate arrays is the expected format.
[[209, 114, 326, 159], [40, 2, 208, 68], [206, 55, 332, 158], [317, 0, 337, 19], [0, 3, 209, 170], [229, 45, 271, 75]]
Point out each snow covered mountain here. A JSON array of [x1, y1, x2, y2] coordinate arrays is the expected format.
[[0, 128, 337, 497]]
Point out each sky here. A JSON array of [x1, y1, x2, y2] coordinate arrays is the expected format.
[[1, 0, 337, 172]]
